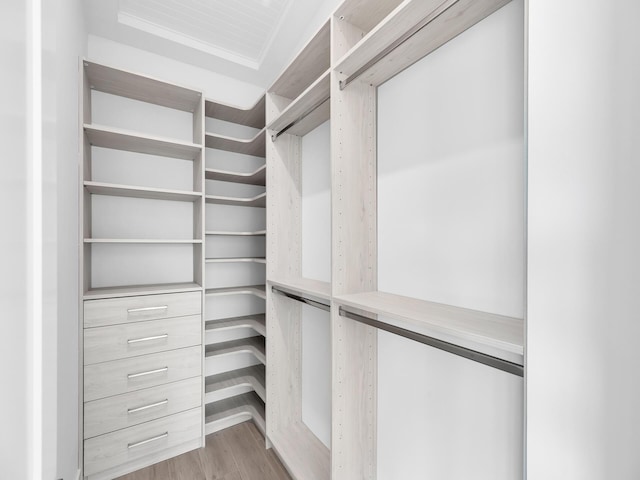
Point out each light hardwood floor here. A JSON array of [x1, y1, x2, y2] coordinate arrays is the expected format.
[[115, 422, 291, 480]]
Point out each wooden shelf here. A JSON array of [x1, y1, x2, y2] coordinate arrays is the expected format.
[[205, 285, 266, 299], [268, 70, 330, 137], [83, 282, 202, 300], [205, 336, 266, 365], [205, 192, 266, 208], [334, 290, 524, 364], [205, 164, 266, 186], [205, 95, 265, 129], [269, 422, 330, 480], [205, 257, 265, 264], [268, 20, 330, 100], [84, 60, 202, 112], [268, 278, 331, 302], [84, 181, 202, 202], [205, 128, 265, 157], [205, 314, 266, 338], [84, 124, 201, 160], [84, 238, 202, 244], [204, 392, 265, 436], [335, 0, 510, 87], [205, 230, 266, 236], [205, 365, 266, 404], [334, 0, 402, 34]]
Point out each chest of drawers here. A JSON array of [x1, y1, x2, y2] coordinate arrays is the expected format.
[[83, 291, 203, 480]]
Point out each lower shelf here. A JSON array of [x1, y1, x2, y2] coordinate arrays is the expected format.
[[205, 392, 265, 436], [205, 336, 266, 365], [269, 422, 330, 480], [205, 285, 266, 299], [205, 314, 266, 338], [205, 365, 266, 404]]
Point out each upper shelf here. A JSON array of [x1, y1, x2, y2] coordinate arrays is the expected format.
[[268, 278, 331, 303], [268, 70, 330, 138], [205, 164, 266, 186], [334, 0, 401, 34], [335, 0, 511, 88], [84, 124, 201, 160], [84, 60, 202, 113], [205, 96, 265, 129], [334, 290, 524, 365], [268, 20, 330, 100], [205, 192, 266, 208], [205, 128, 266, 157], [84, 181, 202, 202]]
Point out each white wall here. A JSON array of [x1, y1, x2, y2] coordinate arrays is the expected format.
[[51, 0, 86, 479], [0, 1, 30, 477], [376, 1, 524, 478], [527, 0, 640, 478]]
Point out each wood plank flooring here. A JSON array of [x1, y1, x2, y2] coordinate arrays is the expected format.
[[115, 422, 291, 480]]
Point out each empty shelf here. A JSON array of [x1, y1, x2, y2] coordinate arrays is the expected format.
[[205, 164, 266, 186], [84, 124, 201, 160], [205, 230, 266, 236], [269, 423, 330, 480], [334, 290, 524, 365], [205, 95, 265, 129], [83, 282, 202, 300], [205, 257, 265, 264], [206, 337, 266, 365], [206, 314, 266, 337], [205, 285, 266, 299], [268, 278, 331, 302], [84, 61, 202, 112], [335, 0, 510, 88], [205, 128, 266, 157], [205, 365, 266, 404], [84, 181, 202, 202], [269, 70, 330, 137], [205, 192, 266, 208], [205, 392, 265, 436], [84, 238, 202, 244], [268, 21, 330, 100]]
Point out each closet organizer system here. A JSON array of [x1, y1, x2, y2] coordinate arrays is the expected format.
[[80, 61, 266, 479], [79, 0, 524, 478]]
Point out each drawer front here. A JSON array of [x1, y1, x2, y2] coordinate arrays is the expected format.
[[84, 346, 201, 402], [84, 407, 202, 476], [84, 291, 202, 328], [84, 377, 201, 439], [84, 315, 201, 365]]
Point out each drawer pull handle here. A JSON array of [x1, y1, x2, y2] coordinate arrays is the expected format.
[[127, 399, 169, 414], [127, 432, 168, 449], [127, 367, 168, 379], [127, 334, 169, 344], [127, 305, 168, 314]]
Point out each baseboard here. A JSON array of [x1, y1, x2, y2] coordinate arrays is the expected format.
[[76, 467, 82, 480]]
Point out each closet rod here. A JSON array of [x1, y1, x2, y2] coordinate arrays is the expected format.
[[338, 0, 460, 90], [271, 286, 331, 312], [338, 306, 523, 377], [271, 97, 330, 141]]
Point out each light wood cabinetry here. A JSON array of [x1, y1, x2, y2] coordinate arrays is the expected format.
[[80, 62, 205, 479]]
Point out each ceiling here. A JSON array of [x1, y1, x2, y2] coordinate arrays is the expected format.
[[84, 0, 339, 89]]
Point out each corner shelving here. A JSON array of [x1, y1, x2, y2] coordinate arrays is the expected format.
[[203, 92, 267, 443]]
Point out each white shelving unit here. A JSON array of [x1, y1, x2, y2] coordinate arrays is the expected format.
[[202, 95, 268, 439]]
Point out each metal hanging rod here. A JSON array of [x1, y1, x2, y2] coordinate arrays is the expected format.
[[271, 96, 330, 141], [339, 306, 523, 377], [339, 0, 461, 90], [271, 286, 331, 312]]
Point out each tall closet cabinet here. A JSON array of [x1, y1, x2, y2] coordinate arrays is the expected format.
[[79, 0, 525, 478]]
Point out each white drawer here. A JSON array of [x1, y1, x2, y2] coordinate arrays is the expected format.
[[84, 407, 202, 477], [84, 291, 201, 328], [84, 346, 201, 402], [84, 377, 201, 439], [84, 315, 201, 365]]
